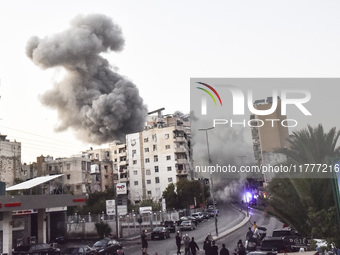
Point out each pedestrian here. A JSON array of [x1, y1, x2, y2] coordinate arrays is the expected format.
[[203, 237, 212, 255], [220, 244, 229, 255], [141, 229, 148, 255], [210, 241, 218, 255], [251, 221, 258, 232], [183, 234, 191, 255], [237, 244, 246, 255], [189, 237, 200, 255], [246, 227, 253, 241], [176, 231, 182, 255]]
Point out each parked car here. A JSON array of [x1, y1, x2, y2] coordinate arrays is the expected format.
[[206, 208, 219, 217], [187, 216, 198, 225], [151, 226, 170, 240], [247, 251, 277, 255], [63, 245, 95, 255], [180, 220, 196, 231], [163, 220, 176, 233], [191, 212, 203, 222], [13, 243, 61, 255], [202, 212, 210, 219], [92, 238, 122, 255]]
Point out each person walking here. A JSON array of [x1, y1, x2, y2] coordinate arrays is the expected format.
[[183, 234, 191, 255], [220, 244, 229, 255], [141, 229, 148, 255], [189, 237, 200, 255], [210, 241, 218, 255], [176, 231, 182, 254], [203, 237, 212, 255]]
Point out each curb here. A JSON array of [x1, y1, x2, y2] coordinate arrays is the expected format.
[[212, 203, 251, 241]]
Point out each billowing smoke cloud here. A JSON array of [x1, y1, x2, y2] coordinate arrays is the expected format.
[[26, 14, 148, 144]]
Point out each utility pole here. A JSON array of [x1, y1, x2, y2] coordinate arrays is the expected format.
[[199, 127, 218, 237]]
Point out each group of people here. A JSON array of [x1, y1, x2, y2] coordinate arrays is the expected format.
[[176, 232, 229, 255]]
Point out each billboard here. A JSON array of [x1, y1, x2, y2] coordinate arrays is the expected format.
[[116, 183, 127, 195]]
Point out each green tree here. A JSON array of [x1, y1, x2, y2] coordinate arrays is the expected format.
[[162, 183, 178, 210], [266, 124, 340, 245]]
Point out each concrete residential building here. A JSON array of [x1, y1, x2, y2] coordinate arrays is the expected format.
[[127, 114, 192, 204], [0, 134, 21, 187], [250, 97, 290, 183], [40, 154, 91, 195]]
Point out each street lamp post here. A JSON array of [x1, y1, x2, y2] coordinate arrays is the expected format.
[[198, 127, 218, 237]]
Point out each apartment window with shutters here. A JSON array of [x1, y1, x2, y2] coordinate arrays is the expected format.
[[154, 166, 159, 173]]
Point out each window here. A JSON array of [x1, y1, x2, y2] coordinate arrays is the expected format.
[[168, 177, 173, 183], [166, 155, 171, 160], [133, 170, 138, 175], [67, 163, 71, 170], [131, 139, 136, 146], [146, 169, 151, 175], [154, 166, 159, 173], [154, 155, 158, 162], [147, 191, 152, 195], [76, 185, 80, 190], [145, 148, 149, 153], [167, 166, 172, 171], [152, 134, 157, 141], [147, 180, 151, 184], [132, 149, 136, 157], [165, 145, 170, 149], [133, 160, 137, 165], [165, 134, 170, 139], [145, 158, 150, 163], [155, 177, 160, 183], [144, 137, 149, 142], [67, 174, 71, 180], [105, 175, 108, 179], [134, 181, 138, 185], [82, 161, 87, 170], [153, 145, 157, 151]]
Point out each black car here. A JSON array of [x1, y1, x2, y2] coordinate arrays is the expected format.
[[202, 212, 210, 219], [13, 243, 61, 255], [63, 245, 95, 255], [261, 237, 292, 253], [92, 238, 122, 255], [151, 226, 170, 240], [164, 220, 176, 233]]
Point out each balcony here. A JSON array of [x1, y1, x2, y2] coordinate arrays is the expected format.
[[174, 147, 187, 153], [176, 170, 188, 176], [176, 159, 187, 164], [174, 136, 186, 143]]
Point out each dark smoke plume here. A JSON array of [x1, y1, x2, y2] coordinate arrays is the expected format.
[[26, 14, 148, 144]]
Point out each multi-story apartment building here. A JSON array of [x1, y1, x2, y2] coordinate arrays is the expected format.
[[0, 134, 21, 187], [40, 154, 91, 195], [250, 97, 290, 182], [127, 114, 192, 204]]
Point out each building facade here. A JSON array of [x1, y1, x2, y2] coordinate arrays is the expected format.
[[0, 134, 21, 187], [250, 97, 290, 182], [127, 114, 192, 204]]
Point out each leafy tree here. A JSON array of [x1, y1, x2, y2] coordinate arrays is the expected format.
[[266, 124, 340, 245], [162, 183, 178, 210]]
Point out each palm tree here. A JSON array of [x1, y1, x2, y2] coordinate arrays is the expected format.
[[266, 124, 340, 242]]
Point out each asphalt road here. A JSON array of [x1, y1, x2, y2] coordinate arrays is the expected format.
[[123, 203, 246, 255]]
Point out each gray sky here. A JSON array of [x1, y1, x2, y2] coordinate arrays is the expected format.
[[1, 1, 340, 163]]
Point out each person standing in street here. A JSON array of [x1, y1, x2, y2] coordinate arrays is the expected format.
[[176, 231, 182, 254], [220, 244, 229, 255], [183, 234, 191, 255], [141, 229, 148, 255], [203, 237, 212, 255], [210, 241, 218, 255], [189, 237, 200, 255]]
